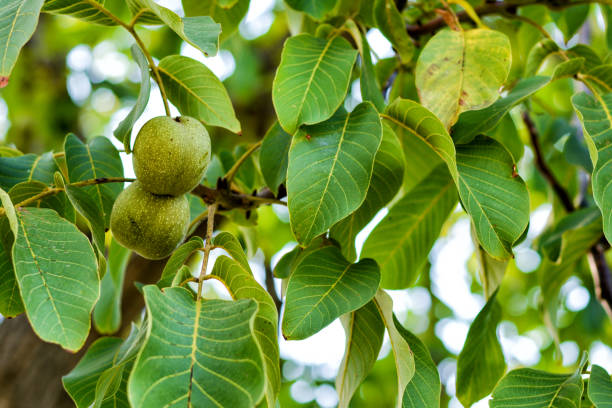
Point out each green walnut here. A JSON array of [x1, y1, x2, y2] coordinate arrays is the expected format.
[[133, 115, 211, 196], [110, 181, 190, 260]]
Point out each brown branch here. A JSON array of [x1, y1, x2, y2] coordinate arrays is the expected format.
[[191, 181, 286, 211], [523, 111, 612, 317], [523, 112, 575, 212], [588, 242, 612, 317], [264, 261, 282, 313], [406, 0, 612, 37]]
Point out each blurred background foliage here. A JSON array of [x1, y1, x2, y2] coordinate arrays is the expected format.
[[1, 0, 612, 407]]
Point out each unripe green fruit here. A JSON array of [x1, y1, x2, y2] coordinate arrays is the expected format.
[[133, 115, 211, 196], [110, 181, 190, 260]]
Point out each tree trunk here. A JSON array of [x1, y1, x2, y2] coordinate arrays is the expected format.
[[0, 255, 164, 408]]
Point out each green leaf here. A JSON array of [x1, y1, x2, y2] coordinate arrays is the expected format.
[[182, 0, 250, 42], [538, 208, 602, 325], [12, 207, 99, 351], [138, 0, 221, 56], [456, 291, 505, 406], [64, 134, 124, 228], [415, 28, 511, 128], [157, 236, 203, 288], [0, 146, 23, 157], [475, 242, 508, 299], [212, 231, 250, 272], [126, 0, 162, 25], [589, 365, 612, 407], [490, 359, 586, 407], [128, 286, 265, 407], [283, 245, 381, 340], [273, 238, 333, 280], [284, 0, 336, 20], [210, 249, 280, 407], [382, 98, 458, 182], [552, 4, 590, 42], [93, 238, 131, 334], [171, 265, 193, 287], [358, 36, 385, 112], [8, 179, 71, 220], [0, 0, 45, 85], [567, 44, 602, 71], [158, 55, 241, 133], [581, 65, 612, 94], [487, 114, 523, 163], [63, 337, 124, 408], [525, 39, 559, 77], [272, 33, 358, 134], [0, 152, 58, 190], [397, 317, 440, 408], [572, 92, 612, 244], [553, 57, 584, 81], [373, 290, 415, 408], [452, 76, 550, 144], [64, 322, 146, 408], [0, 186, 22, 317], [374, 0, 414, 64], [362, 164, 457, 289], [114, 44, 151, 153], [330, 123, 405, 261], [287, 102, 382, 245], [41, 0, 116, 25], [259, 122, 291, 195], [61, 177, 106, 254], [456, 136, 530, 259], [336, 301, 385, 408]]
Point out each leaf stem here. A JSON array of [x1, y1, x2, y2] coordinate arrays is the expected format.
[[522, 112, 575, 212], [224, 141, 263, 184], [0, 177, 135, 217], [83, 0, 171, 116], [128, 8, 149, 28], [197, 203, 218, 300], [128, 29, 171, 117]]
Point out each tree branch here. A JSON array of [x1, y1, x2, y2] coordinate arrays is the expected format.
[[523, 112, 575, 212], [588, 242, 612, 317], [191, 181, 286, 211], [264, 261, 282, 313], [406, 0, 612, 37], [523, 111, 612, 318]]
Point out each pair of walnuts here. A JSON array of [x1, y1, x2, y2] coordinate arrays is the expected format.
[[110, 116, 211, 259]]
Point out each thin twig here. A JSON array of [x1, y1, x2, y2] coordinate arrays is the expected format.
[[588, 243, 612, 318], [224, 141, 263, 184], [523, 111, 612, 318], [264, 261, 282, 312], [128, 8, 149, 28], [197, 203, 218, 300], [523, 112, 575, 212], [0, 177, 135, 217], [500, 11, 553, 41], [82, 0, 171, 116], [129, 30, 171, 116]]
